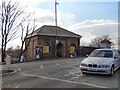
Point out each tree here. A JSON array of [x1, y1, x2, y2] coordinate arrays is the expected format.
[[7, 46, 13, 51], [0, 0, 24, 62], [19, 17, 36, 61], [15, 45, 20, 50], [89, 35, 112, 47]]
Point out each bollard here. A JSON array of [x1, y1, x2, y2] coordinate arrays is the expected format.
[[20, 55, 25, 62], [6, 55, 11, 65], [5, 55, 11, 70]]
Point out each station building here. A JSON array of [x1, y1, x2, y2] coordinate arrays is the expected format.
[[25, 25, 82, 60]]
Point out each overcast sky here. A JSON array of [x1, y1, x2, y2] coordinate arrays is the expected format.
[[6, 0, 119, 49]]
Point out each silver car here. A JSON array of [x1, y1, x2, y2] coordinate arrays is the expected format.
[[80, 49, 120, 76]]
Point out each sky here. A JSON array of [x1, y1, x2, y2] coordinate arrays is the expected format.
[[5, 0, 119, 49]]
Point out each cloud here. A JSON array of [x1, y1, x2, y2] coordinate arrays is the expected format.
[[68, 19, 118, 48], [58, 12, 76, 27], [3, 0, 118, 49], [59, 0, 119, 2], [16, 0, 48, 6], [24, 6, 76, 28], [33, 9, 54, 23]]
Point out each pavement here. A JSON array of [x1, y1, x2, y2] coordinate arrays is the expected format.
[[0, 57, 83, 76], [1, 57, 119, 89], [1, 57, 84, 75]]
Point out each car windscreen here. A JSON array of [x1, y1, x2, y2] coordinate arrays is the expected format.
[[89, 50, 113, 58]]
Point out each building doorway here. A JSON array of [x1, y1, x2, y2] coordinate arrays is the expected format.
[[57, 43, 64, 57]]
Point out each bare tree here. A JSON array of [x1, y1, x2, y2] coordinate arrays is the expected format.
[[0, 0, 24, 62], [89, 35, 112, 47], [19, 18, 36, 61], [15, 45, 20, 50]]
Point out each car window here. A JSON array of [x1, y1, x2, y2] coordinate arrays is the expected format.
[[118, 51, 120, 55], [114, 50, 118, 57], [89, 50, 113, 58]]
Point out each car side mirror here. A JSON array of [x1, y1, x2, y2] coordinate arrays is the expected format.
[[114, 56, 118, 59], [86, 54, 89, 57], [118, 56, 120, 58]]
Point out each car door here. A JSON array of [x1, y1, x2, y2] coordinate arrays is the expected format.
[[114, 50, 120, 69]]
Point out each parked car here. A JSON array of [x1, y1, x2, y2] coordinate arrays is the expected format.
[[80, 49, 120, 76]]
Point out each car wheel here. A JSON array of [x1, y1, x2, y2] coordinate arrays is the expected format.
[[109, 66, 114, 76], [118, 66, 120, 70]]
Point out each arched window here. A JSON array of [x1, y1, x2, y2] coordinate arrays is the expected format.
[[43, 42, 50, 53]]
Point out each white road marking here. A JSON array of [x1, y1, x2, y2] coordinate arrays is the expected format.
[[7, 85, 11, 87], [65, 71, 82, 78], [18, 68, 21, 71], [56, 63, 60, 66], [69, 72, 74, 75], [72, 75, 81, 78], [22, 73, 108, 88], [69, 71, 82, 77], [40, 65, 43, 69]]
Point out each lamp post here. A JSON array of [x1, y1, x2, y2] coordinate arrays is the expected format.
[[55, 0, 59, 27], [55, 0, 59, 57]]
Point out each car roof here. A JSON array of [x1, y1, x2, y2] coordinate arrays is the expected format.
[[95, 48, 117, 51]]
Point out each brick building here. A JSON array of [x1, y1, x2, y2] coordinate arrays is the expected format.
[[100, 39, 112, 48], [25, 25, 82, 60]]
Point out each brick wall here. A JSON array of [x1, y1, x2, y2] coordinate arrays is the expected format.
[[25, 35, 80, 60]]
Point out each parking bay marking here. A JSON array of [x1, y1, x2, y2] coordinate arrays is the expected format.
[[22, 73, 108, 88], [40, 65, 43, 69], [64, 71, 82, 78]]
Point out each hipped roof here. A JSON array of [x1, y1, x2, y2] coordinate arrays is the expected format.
[[101, 39, 112, 44], [27, 25, 82, 38]]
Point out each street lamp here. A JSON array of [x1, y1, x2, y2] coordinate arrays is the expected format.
[[55, 0, 59, 57], [55, 0, 59, 26]]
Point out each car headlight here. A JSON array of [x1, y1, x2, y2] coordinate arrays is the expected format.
[[80, 63, 87, 67], [98, 65, 110, 68]]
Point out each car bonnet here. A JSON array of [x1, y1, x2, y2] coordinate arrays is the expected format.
[[81, 57, 113, 65]]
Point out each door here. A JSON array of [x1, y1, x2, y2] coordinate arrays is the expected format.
[[57, 43, 64, 57], [114, 50, 120, 70]]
